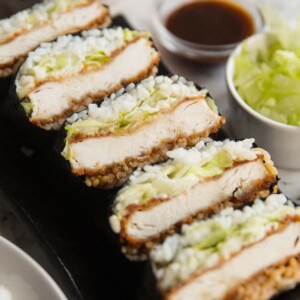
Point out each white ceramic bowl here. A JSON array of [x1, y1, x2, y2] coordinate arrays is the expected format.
[[226, 32, 300, 170], [0, 236, 67, 300]]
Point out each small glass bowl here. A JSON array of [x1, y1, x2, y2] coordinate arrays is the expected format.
[[152, 0, 264, 63]]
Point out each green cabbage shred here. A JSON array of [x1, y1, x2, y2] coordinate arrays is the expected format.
[[234, 7, 300, 126], [116, 149, 233, 208], [21, 102, 33, 115]]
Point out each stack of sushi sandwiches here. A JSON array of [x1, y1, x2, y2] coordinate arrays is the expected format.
[[2, 1, 300, 300]]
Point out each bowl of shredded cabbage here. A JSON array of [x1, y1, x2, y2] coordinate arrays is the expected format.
[[226, 7, 300, 169]]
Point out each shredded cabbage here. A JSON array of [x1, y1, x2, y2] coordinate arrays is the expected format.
[[32, 50, 110, 80], [234, 7, 300, 126], [123, 28, 151, 42], [115, 149, 233, 213], [21, 102, 33, 115], [187, 209, 288, 253]]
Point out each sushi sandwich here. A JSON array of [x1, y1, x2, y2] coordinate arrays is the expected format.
[[109, 138, 278, 259], [12, 27, 160, 132], [61, 75, 225, 188], [151, 194, 300, 300]]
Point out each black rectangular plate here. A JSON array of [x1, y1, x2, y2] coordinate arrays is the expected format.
[[0, 6, 299, 300]]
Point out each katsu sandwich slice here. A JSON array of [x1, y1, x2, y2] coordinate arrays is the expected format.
[[0, 0, 110, 77], [61, 75, 225, 188], [151, 194, 300, 300], [15, 27, 160, 130], [109, 139, 278, 259]]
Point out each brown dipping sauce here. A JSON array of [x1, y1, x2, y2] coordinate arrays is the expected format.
[[166, 0, 255, 45]]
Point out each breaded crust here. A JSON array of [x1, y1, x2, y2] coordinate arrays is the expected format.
[[119, 166, 277, 259], [0, 1, 110, 77], [224, 251, 300, 300], [0, 56, 23, 77], [83, 117, 225, 188]]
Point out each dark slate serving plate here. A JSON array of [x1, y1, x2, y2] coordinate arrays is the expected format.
[[0, 3, 299, 300]]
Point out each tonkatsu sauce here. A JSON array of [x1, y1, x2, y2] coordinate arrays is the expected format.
[[166, 0, 255, 45]]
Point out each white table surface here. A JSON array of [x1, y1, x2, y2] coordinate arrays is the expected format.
[[0, 0, 300, 297]]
